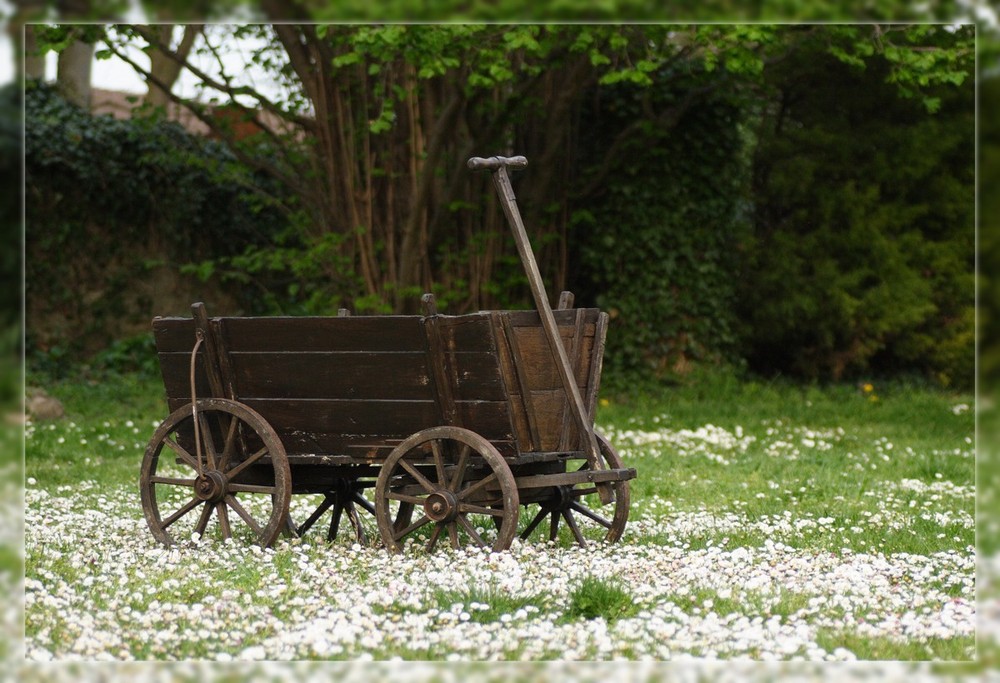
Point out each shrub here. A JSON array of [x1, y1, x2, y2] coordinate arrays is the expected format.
[[24, 81, 288, 372], [574, 69, 751, 381], [739, 51, 974, 387]]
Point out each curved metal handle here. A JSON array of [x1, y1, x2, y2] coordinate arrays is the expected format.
[[467, 155, 528, 171]]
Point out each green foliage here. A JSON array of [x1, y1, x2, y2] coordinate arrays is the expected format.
[[980, 75, 1000, 391], [258, 0, 980, 21], [739, 44, 974, 387], [25, 82, 288, 371], [429, 584, 550, 625], [575, 64, 751, 380], [561, 575, 639, 624], [0, 85, 20, 327], [25, 24, 975, 387]]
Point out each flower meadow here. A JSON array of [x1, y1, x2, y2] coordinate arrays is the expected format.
[[18, 376, 989, 677]]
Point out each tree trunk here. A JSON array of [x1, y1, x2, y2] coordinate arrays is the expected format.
[[144, 25, 201, 110], [9, 1, 48, 82], [23, 26, 45, 80], [57, 37, 93, 109]]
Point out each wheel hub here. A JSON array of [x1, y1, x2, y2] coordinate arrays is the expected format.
[[424, 490, 459, 523], [195, 470, 227, 503], [544, 485, 574, 512]]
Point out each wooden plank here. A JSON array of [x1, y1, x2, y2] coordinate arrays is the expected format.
[[191, 303, 228, 399], [422, 316, 459, 426], [584, 311, 609, 421], [228, 351, 432, 401], [499, 313, 540, 451], [559, 308, 587, 451], [518, 389, 572, 452], [151, 311, 592, 353], [159, 352, 212, 402], [238, 398, 515, 440], [449, 352, 507, 401], [512, 326, 595, 391], [162, 350, 506, 403], [211, 318, 238, 400], [222, 316, 427, 352], [441, 314, 495, 351], [490, 312, 531, 453], [503, 308, 599, 330], [152, 317, 196, 352], [242, 398, 436, 435], [512, 467, 637, 490]]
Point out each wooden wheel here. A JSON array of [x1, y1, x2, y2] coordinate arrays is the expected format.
[[294, 478, 377, 545], [294, 482, 412, 548], [375, 426, 519, 553], [140, 398, 291, 548], [514, 432, 630, 546]]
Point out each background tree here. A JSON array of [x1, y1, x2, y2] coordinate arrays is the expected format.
[[25, 22, 977, 388]]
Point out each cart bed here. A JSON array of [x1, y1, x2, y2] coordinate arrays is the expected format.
[[153, 308, 607, 463]]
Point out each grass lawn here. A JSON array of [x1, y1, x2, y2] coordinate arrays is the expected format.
[[22, 369, 977, 663]]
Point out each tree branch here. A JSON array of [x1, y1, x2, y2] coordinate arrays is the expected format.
[[131, 24, 316, 134], [101, 36, 313, 208]]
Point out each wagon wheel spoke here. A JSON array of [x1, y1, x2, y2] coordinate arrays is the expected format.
[[570, 486, 599, 498], [430, 439, 447, 486], [393, 503, 415, 534], [161, 436, 200, 471], [426, 523, 444, 552], [399, 459, 437, 494], [448, 522, 461, 549], [160, 496, 203, 530], [327, 500, 344, 542], [448, 443, 472, 491], [216, 502, 232, 540], [352, 491, 377, 516], [224, 446, 268, 482], [198, 413, 218, 471], [456, 516, 487, 548], [570, 501, 614, 529], [520, 507, 548, 540], [459, 502, 505, 516], [216, 414, 240, 472], [344, 500, 367, 546], [386, 492, 426, 505], [194, 501, 214, 536], [457, 471, 497, 501], [297, 494, 336, 537], [392, 514, 432, 542], [563, 509, 587, 546], [149, 476, 196, 487], [226, 494, 263, 536], [548, 511, 560, 541]]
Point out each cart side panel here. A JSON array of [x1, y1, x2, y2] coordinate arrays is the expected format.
[[492, 309, 603, 453], [422, 313, 515, 446], [153, 317, 211, 401], [152, 315, 517, 460]]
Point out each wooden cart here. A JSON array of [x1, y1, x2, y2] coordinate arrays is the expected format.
[[139, 155, 636, 552]]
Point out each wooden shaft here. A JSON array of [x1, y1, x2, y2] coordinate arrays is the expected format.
[[191, 302, 228, 400], [490, 166, 611, 502]]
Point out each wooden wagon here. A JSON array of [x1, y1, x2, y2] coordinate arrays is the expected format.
[[139, 155, 636, 552]]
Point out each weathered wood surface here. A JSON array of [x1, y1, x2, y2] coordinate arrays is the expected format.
[[487, 164, 606, 500], [152, 306, 606, 461]]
